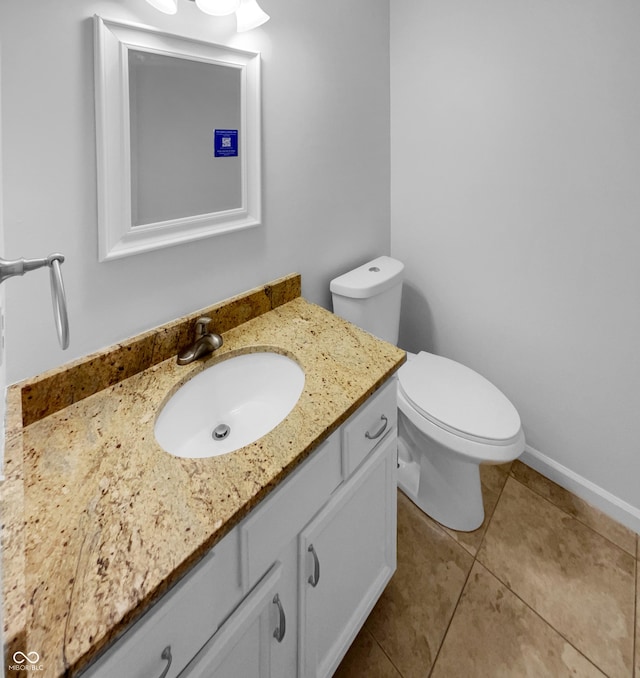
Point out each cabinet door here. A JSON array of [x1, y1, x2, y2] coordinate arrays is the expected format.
[[180, 562, 286, 678], [268, 538, 299, 677], [298, 435, 397, 678]]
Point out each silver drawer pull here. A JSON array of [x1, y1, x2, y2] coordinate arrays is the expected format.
[[158, 646, 172, 678], [365, 414, 388, 440], [273, 594, 286, 642], [308, 544, 320, 587]]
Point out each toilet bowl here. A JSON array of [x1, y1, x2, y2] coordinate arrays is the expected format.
[[330, 256, 525, 532], [396, 351, 524, 531]]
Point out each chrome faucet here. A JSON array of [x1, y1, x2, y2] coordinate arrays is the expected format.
[[177, 317, 223, 365]]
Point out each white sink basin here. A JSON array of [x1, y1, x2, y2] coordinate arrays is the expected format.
[[155, 352, 305, 458]]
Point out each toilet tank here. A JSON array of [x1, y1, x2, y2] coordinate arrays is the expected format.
[[330, 256, 404, 345]]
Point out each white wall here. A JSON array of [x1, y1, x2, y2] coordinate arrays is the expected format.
[[0, 0, 390, 383], [0, 43, 5, 476], [0, 44, 6, 677], [391, 0, 640, 526], [6, 1, 637, 530]]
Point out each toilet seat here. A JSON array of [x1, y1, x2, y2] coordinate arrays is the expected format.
[[398, 351, 522, 446]]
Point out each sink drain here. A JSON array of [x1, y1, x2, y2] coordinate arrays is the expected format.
[[212, 424, 231, 441]]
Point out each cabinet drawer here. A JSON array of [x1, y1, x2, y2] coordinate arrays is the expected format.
[[83, 528, 242, 678], [342, 378, 397, 477], [240, 432, 342, 591]]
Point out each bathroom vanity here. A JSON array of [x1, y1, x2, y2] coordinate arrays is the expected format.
[[1, 274, 405, 677], [85, 379, 397, 678]]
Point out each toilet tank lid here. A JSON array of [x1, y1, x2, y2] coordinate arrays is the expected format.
[[330, 256, 404, 299]]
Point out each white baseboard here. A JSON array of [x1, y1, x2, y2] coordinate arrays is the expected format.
[[520, 445, 640, 536]]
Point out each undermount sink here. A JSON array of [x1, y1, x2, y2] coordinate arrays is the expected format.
[[155, 351, 305, 458]]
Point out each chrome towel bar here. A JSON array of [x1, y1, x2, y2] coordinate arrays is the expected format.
[[0, 253, 70, 349]]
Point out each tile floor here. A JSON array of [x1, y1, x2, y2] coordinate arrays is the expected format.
[[335, 460, 638, 678]]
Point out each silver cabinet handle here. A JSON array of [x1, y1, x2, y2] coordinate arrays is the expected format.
[[158, 646, 172, 678], [365, 414, 388, 440], [273, 594, 286, 642], [308, 544, 320, 587]]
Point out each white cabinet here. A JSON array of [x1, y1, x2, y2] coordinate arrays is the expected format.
[[83, 529, 243, 678], [235, 432, 343, 678], [340, 377, 398, 477], [81, 379, 397, 678], [239, 434, 342, 593], [298, 435, 397, 678], [180, 562, 285, 678], [266, 538, 299, 678]]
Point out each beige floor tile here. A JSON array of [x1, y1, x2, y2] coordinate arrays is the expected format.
[[439, 488, 497, 556], [511, 460, 637, 555], [478, 477, 635, 678], [484, 460, 514, 491], [365, 492, 473, 678], [431, 561, 606, 678], [333, 627, 402, 678], [440, 462, 510, 556]]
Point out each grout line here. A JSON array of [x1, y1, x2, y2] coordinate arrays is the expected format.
[[492, 471, 635, 676], [508, 466, 637, 559], [428, 468, 512, 676], [482, 562, 611, 677], [395, 469, 636, 677], [475, 467, 511, 553], [426, 557, 474, 678], [427, 470, 511, 678], [345, 471, 636, 677], [428, 468, 615, 676], [364, 627, 404, 678], [493, 561, 607, 673]]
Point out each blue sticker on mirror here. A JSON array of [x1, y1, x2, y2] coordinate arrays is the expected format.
[[214, 129, 238, 157]]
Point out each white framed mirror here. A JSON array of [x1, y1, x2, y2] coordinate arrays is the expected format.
[[94, 16, 261, 261]]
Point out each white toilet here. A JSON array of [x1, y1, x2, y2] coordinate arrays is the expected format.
[[330, 256, 525, 532]]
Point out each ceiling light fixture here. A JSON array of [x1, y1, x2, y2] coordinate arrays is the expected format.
[[144, 0, 269, 31], [235, 0, 270, 32], [145, 0, 178, 14], [195, 0, 240, 16]]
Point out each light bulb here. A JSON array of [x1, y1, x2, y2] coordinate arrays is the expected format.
[[145, 0, 178, 14], [235, 0, 269, 32], [195, 0, 240, 16]]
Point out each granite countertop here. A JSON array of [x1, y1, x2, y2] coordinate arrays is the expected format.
[[2, 282, 405, 677]]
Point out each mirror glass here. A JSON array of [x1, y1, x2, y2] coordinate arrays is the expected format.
[[128, 50, 242, 226], [94, 17, 261, 261]]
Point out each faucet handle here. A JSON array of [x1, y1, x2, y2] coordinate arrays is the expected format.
[[195, 317, 211, 338]]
